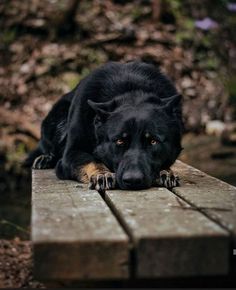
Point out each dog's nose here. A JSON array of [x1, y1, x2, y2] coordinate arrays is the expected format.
[[122, 171, 144, 188]]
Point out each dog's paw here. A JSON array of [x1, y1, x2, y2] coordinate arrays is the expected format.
[[89, 172, 116, 192], [32, 154, 56, 169], [156, 169, 180, 189]]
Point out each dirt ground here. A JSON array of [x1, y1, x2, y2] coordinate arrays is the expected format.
[[0, 238, 45, 288]]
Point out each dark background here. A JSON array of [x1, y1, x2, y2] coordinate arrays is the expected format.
[[0, 0, 236, 287]]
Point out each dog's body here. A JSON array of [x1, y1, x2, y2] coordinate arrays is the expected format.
[[26, 61, 183, 190]]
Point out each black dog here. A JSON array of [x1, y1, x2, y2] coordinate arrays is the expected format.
[[25, 61, 183, 191]]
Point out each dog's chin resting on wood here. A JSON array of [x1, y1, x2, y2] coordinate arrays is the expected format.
[[25, 61, 184, 191]]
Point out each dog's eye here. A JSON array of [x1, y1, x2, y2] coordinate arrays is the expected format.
[[116, 139, 125, 146], [150, 139, 158, 145]]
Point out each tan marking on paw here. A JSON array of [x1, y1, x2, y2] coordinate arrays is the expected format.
[[75, 162, 110, 183]]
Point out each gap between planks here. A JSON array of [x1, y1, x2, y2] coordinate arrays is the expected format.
[[104, 187, 229, 278]]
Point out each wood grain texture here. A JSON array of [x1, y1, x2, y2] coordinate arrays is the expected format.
[[32, 170, 129, 280], [172, 161, 236, 236], [32, 163, 235, 280], [105, 187, 229, 278]]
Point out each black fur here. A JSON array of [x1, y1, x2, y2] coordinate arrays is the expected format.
[[26, 61, 183, 190]]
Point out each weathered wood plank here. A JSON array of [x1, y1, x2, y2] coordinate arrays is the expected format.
[[32, 170, 129, 280], [105, 187, 229, 278], [172, 160, 236, 272], [172, 161, 236, 236]]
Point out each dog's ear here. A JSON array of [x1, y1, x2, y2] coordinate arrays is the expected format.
[[87, 100, 110, 121], [162, 94, 182, 116], [87, 99, 117, 121]]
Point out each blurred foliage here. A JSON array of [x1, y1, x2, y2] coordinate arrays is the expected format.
[[1, 28, 17, 45], [227, 75, 236, 109], [174, 0, 235, 68]]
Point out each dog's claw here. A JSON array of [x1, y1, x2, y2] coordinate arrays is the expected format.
[[156, 170, 180, 189], [89, 172, 116, 192], [32, 154, 56, 169]]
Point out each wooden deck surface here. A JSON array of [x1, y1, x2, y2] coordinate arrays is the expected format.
[[32, 161, 236, 281], [32, 170, 129, 280]]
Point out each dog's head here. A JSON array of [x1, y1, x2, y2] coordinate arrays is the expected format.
[[88, 92, 183, 190]]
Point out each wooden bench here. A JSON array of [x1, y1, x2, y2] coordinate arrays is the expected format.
[[31, 160, 236, 283]]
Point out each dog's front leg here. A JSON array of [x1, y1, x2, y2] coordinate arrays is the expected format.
[[56, 157, 116, 192], [155, 169, 180, 189], [78, 162, 116, 192]]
